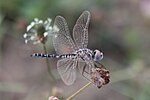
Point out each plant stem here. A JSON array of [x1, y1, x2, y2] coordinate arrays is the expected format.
[[66, 82, 92, 100], [43, 44, 56, 81]]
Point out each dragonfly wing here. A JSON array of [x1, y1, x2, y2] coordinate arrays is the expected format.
[[77, 61, 95, 81], [53, 16, 77, 54], [57, 58, 77, 85], [73, 11, 90, 49]]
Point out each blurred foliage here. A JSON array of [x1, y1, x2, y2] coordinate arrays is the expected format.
[[0, 0, 150, 100]]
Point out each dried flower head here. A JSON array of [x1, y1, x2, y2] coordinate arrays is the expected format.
[[23, 18, 59, 44], [48, 96, 59, 100], [90, 65, 110, 88]]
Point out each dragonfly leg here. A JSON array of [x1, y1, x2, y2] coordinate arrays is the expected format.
[[82, 64, 86, 75], [95, 61, 106, 68], [82, 64, 90, 75], [81, 63, 91, 82]]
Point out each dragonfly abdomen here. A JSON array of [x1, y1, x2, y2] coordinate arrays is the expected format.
[[31, 53, 76, 59]]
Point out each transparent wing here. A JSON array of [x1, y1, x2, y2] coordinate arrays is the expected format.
[[53, 16, 77, 54], [77, 60, 94, 81], [57, 58, 77, 85], [73, 11, 90, 49]]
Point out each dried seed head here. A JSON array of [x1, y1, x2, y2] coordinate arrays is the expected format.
[[90, 65, 110, 88]]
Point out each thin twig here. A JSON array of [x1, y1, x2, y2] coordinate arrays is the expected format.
[[43, 44, 56, 81], [66, 82, 92, 100]]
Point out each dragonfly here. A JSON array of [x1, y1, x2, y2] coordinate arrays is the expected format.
[[31, 11, 104, 85]]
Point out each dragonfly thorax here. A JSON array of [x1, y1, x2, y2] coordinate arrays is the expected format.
[[73, 49, 103, 62], [74, 48, 94, 61]]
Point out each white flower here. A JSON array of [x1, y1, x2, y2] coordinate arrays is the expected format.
[[48, 96, 59, 100], [23, 18, 59, 44]]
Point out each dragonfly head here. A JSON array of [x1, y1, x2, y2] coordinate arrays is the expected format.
[[93, 50, 103, 61]]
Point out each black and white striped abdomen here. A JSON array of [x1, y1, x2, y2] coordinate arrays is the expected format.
[[31, 53, 77, 59]]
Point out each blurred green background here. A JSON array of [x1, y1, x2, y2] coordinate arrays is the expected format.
[[0, 0, 150, 100]]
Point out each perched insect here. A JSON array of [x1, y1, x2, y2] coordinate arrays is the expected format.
[[31, 11, 104, 85]]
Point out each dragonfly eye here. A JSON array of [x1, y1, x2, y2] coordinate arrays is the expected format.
[[94, 51, 96, 55], [92, 51, 96, 58], [93, 50, 103, 61]]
